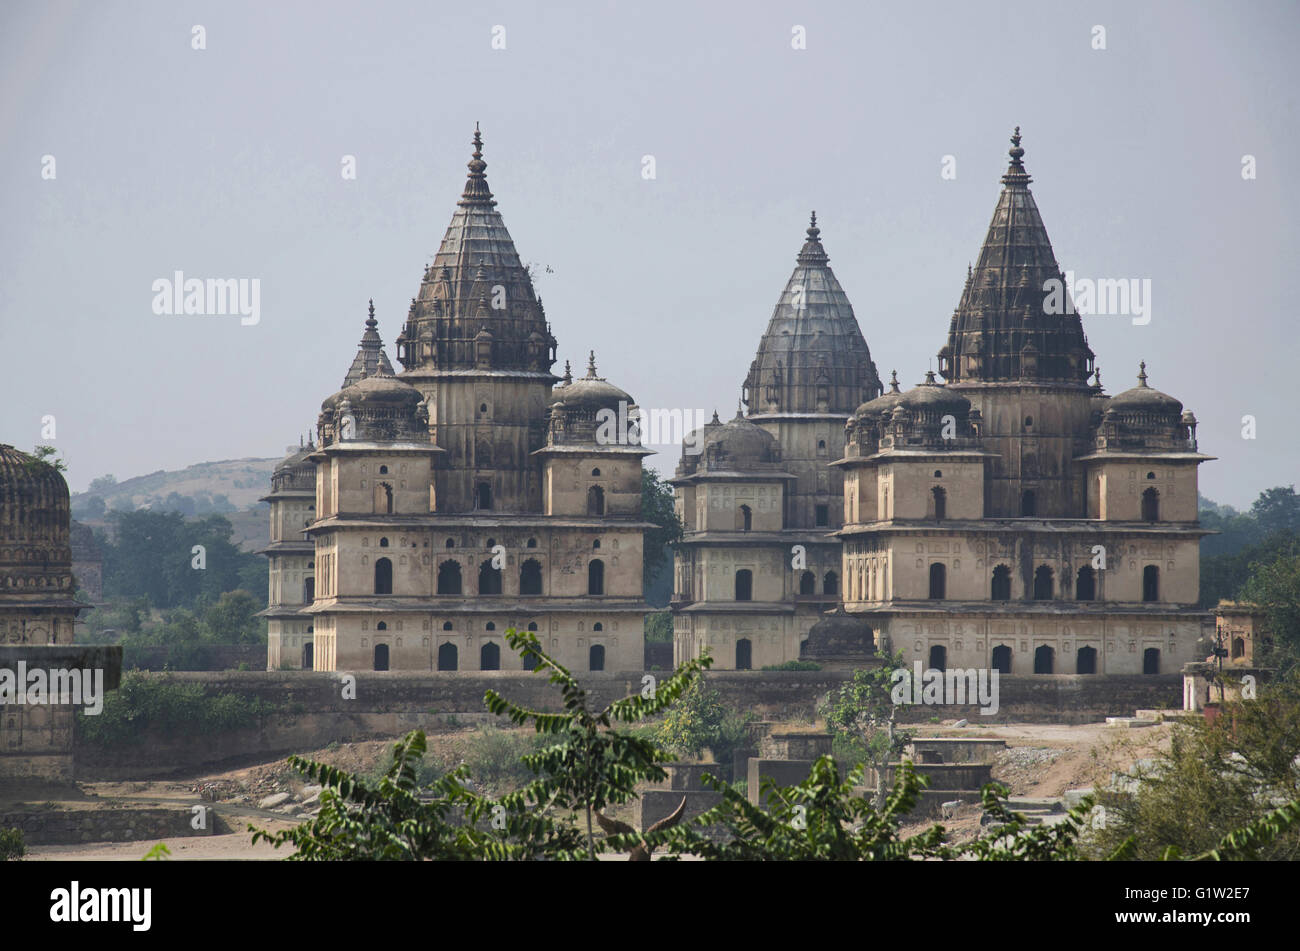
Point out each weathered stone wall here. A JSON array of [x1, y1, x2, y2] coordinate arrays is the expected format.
[[0, 804, 225, 845], [71, 670, 1181, 778]]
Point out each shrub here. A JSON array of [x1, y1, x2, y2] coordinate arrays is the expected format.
[[0, 828, 24, 861]]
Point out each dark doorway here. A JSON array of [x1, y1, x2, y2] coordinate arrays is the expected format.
[[1021, 490, 1037, 517], [519, 558, 543, 595], [303, 577, 314, 603], [480, 642, 500, 671], [928, 644, 946, 672], [735, 569, 753, 601], [1033, 565, 1054, 600], [1143, 648, 1160, 674], [738, 505, 752, 532], [437, 561, 462, 595], [823, 571, 838, 596], [815, 504, 829, 527], [588, 559, 605, 595], [587, 485, 605, 517], [479, 560, 503, 595], [799, 571, 815, 595], [476, 482, 493, 510], [736, 638, 752, 670], [302, 642, 313, 669], [932, 486, 947, 520], [1075, 566, 1096, 601], [589, 644, 605, 671], [437, 642, 458, 671], [991, 565, 1011, 601], [1143, 565, 1159, 602], [991, 645, 1012, 674], [929, 563, 946, 599], [373, 643, 389, 671], [1076, 646, 1097, 674], [1141, 487, 1160, 522], [1033, 645, 1054, 674], [374, 558, 393, 595]]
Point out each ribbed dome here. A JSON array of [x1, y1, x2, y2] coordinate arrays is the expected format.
[[0, 444, 75, 592], [743, 213, 882, 415], [1107, 362, 1182, 414], [801, 608, 875, 660]]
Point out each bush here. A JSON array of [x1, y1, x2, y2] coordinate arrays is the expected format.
[[461, 726, 550, 793], [0, 828, 24, 860], [761, 660, 822, 671], [77, 673, 278, 748]]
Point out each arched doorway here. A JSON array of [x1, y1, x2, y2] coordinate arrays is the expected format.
[[587, 485, 605, 516], [588, 559, 605, 595], [928, 644, 946, 672], [1143, 565, 1160, 602], [1021, 490, 1037, 517], [991, 565, 1011, 601], [479, 560, 503, 595], [1075, 566, 1096, 601], [437, 642, 458, 671], [932, 486, 946, 520], [519, 558, 543, 595], [373, 644, 389, 671], [929, 563, 946, 599], [1141, 487, 1160, 522], [1033, 565, 1054, 600], [734, 569, 752, 601], [799, 571, 815, 595], [437, 561, 462, 595], [1076, 646, 1097, 674], [302, 642, 313, 669], [480, 642, 500, 671], [991, 645, 1012, 674], [374, 558, 393, 595], [1143, 648, 1160, 674], [1033, 645, 1054, 674], [589, 644, 605, 671]]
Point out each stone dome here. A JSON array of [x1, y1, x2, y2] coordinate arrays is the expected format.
[[854, 369, 906, 418], [324, 372, 424, 413], [703, 411, 781, 467], [0, 444, 76, 600], [898, 371, 971, 414], [549, 353, 634, 412], [1107, 362, 1183, 415]]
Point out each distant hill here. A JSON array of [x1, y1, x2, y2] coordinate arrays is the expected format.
[[71, 457, 281, 551]]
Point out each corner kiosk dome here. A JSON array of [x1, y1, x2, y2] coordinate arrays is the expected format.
[[549, 352, 635, 411], [1105, 361, 1183, 415], [703, 409, 782, 466], [853, 369, 906, 419], [896, 370, 971, 415]]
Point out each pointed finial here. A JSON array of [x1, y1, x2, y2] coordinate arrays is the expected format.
[[1138, 361, 1148, 387], [459, 123, 496, 206], [889, 370, 900, 392], [711, 409, 720, 424], [1001, 126, 1032, 187], [797, 210, 828, 264], [924, 369, 937, 385], [366, 298, 377, 329], [808, 210, 819, 237], [586, 350, 597, 378], [562, 359, 572, 384]]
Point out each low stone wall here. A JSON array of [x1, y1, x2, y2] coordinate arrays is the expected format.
[[0, 804, 226, 846], [72, 669, 1182, 778], [122, 644, 266, 671]]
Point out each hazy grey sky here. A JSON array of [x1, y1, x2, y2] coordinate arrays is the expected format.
[[2, 1, 1295, 507]]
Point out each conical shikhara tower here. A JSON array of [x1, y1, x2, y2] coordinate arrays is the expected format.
[[265, 127, 651, 674]]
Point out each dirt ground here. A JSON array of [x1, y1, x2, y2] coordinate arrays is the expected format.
[[19, 719, 1175, 860]]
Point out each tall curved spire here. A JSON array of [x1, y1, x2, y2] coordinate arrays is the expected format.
[[743, 213, 882, 415], [938, 128, 1094, 385], [343, 298, 395, 387], [396, 126, 556, 375]]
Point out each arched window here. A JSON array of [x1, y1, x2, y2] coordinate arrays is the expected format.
[[1021, 490, 1037, 517], [589, 644, 605, 671], [1076, 566, 1096, 601], [738, 504, 752, 532], [991, 565, 1012, 601], [376, 621, 387, 631], [373, 644, 389, 671], [1076, 646, 1097, 674], [1034, 645, 1054, 674], [592, 539, 600, 549], [476, 482, 493, 510], [587, 485, 605, 517], [1231, 636, 1245, 660], [735, 638, 752, 670], [379, 537, 389, 547], [527, 537, 537, 548], [1146, 471, 1156, 480], [486, 538, 496, 549], [480, 642, 500, 671], [446, 538, 456, 548], [591, 467, 601, 477], [799, 571, 815, 595], [933, 470, 943, 478], [1033, 565, 1054, 600], [303, 578, 314, 602], [588, 559, 605, 595], [928, 563, 946, 600], [735, 569, 753, 601], [1142, 565, 1159, 602], [302, 642, 313, 669], [436, 561, 462, 595], [1143, 648, 1161, 674], [375, 483, 393, 514], [519, 558, 543, 595], [437, 643, 458, 671], [479, 559, 503, 595], [379, 465, 388, 474], [442, 621, 453, 631], [527, 622, 538, 631], [1142, 487, 1160, 522], [928, 644, 946, 672], [374, 557, 393, 595], [991, 645, 1012, 674], [823, 571, 838, 596], [485, 622, 496, 631], [932, 487, 946, 520]]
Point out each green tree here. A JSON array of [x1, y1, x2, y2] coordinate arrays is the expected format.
[[1250, 485, 1300, 536], [641, 468, 682, 599], [819, 653, 910, 797], [1240, 549, 1300, 658], [655, 676, 753, 772]]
